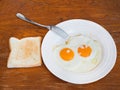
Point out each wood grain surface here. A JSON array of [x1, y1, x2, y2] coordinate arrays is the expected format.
[[0, 0, 120, 90]]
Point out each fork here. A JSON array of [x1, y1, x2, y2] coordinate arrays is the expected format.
[[16, 13, 69, 40]]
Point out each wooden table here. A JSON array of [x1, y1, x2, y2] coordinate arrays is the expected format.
[[0, 0, 120, 90]]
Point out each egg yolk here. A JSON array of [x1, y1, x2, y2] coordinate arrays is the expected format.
[[60, 48, 74, 61], [78, 45, 92, 57]]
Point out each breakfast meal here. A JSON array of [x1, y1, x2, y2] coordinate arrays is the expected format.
[[5, 15, 116, 84], [53, 34, 102, 73], [7, 37, 42, 68]]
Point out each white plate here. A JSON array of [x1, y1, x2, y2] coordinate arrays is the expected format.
[[41, 19, 117, 84]]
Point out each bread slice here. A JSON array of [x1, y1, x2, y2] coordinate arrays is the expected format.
[[7, 37, 42, 68]]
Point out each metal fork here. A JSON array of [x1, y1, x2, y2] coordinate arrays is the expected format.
[[16, 13, 69, 40]]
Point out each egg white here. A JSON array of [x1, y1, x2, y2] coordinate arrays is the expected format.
[[53, 35, 102, 73]]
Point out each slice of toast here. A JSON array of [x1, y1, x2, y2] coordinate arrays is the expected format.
[[7, 37, 42, 68]]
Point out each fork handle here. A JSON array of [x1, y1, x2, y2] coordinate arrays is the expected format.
[[16, 13, 50, 29]]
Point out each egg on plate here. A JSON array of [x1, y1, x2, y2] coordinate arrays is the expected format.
[[53, 34, 102, 73]]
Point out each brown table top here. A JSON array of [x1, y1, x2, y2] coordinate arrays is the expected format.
[[0, 0, 120, 90]]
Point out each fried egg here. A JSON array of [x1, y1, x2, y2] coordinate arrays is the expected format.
[[53, 35, 102, 73]]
